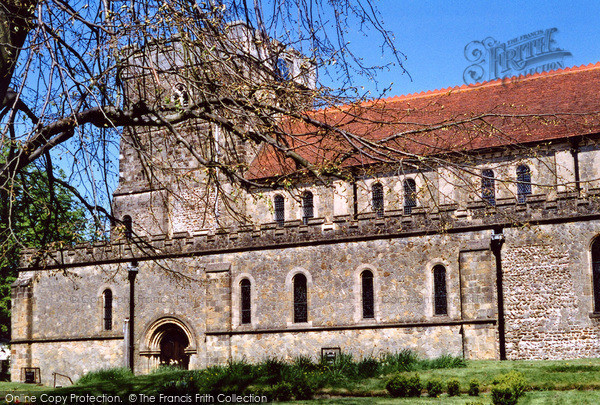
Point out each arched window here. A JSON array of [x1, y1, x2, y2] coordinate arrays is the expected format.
[[103, 289, 113, 330], [123, 215, 132, 239], [481, 169, 495, 206], [240, 279, 251, 324], [372, 182, 384, 217], [592, 238, 600, 312], [361, 270, 374, 319], [293, 274, 308, 323], [274, 194, 285, 227], [516, 165, 532, 203], [302, 192, 314, 225], [403, 179, 417, 215], [276, 58, 291, 81], [433, 265, 448, 315]]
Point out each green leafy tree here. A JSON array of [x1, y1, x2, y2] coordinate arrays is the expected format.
[[0, 162, 89, 341]]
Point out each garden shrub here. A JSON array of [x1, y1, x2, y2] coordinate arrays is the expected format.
[[426, 379, 443, 397], [386, 374, 411, 397], [272, 382, 293, 401], [406, 374, 422, 397], [447, 378, 460, 396], [468, 378, 480, 396], [291, 376, 316, 400], [491, 371, 527, 405]]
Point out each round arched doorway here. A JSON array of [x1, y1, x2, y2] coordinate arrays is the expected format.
[[158, 324, 190, 369], [141, 317, 196, 371]]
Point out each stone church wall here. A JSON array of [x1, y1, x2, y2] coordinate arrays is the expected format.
[[503, 222, 600, 359], [13, 227, 503, 383]]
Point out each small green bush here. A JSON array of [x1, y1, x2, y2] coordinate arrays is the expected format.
[[468, 378, 480, 396], [272, 381, 293, 401], [491, 371, 527, 405], [407, 374, 422, 397], [426, 379, 443, 397], [291, 376, 316, 400], [386, 374, 411, 397], [447, 378, 460, 396]]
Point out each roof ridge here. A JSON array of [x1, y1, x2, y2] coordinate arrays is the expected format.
[[380, 61, 600, 104]]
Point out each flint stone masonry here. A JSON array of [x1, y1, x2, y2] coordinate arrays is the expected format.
[[503, 223, 600, 360]]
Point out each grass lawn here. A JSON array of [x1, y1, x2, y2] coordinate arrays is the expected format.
[[0, 381, 47, 393], [317, 357, 600, 396], [282, 390, 600, 404], [1, 357, 600, 404]]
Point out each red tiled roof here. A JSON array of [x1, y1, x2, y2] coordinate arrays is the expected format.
[[248, 63, 600, 180]]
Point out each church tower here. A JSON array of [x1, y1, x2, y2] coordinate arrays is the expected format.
[[112, 22, 316, 238]]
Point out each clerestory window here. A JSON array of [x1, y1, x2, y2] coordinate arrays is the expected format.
[[123, 215, 132, 239], [372, 183, 384, 217], [302, 192, 314, 225], [403, 178, 417, 215], [481, 169, 496, 206], [516, 165, 532, 203], [274, 194, 285, 227]]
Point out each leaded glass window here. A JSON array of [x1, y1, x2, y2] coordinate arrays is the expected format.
[[404, 179, 417, 215], [274, 195, 285, 227], [123, 215, 132, 239], [302, 192, 314, 225], [103, 289, 113, 330], [433, 265, 448, 315], [240, 279, 251, 324], [293, 274, 308, 323], [362, 270, 374, 319], [481, 169, 496, 206], [372, 183, 384, 217], [516, 165, 532, 203]]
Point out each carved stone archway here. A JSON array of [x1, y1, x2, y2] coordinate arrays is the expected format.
[[140, 316, 197, 371]]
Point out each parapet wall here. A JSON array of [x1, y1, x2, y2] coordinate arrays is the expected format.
[[20, 190, 600, 270]]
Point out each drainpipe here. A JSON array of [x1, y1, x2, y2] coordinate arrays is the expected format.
[[128, 261, 138, 372], [569, 139, 581, 194], [491, 229, 506, 360], [352, 176, 358, 220]]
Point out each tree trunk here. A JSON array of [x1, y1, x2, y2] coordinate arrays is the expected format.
[[0, 0, 36, 103]]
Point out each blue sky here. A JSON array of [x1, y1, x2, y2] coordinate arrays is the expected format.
[[352, 0, 600, 96]]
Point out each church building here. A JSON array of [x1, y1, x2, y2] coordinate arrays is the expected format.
[[10, 56, 600, 384]]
